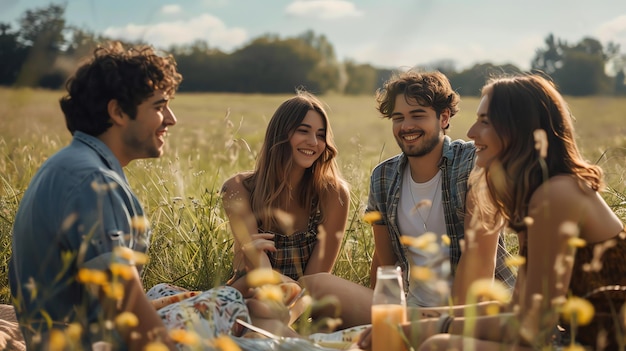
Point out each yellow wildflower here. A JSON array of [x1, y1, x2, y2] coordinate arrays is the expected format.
[[212, 335, 242, 351], [486, 303, 500, 316], [115, 312, 139, 329], [144, 341, 170, 351], [255, 284, 285, 303], [505, 255, 526, 268], [568, 237, 586, 248], [441, 234, 450, 246], [561, 296, 594, 326], [131, 251, 149, 265], [77, 268, 108, 286], [131, 216, 149, 232], [399, 236, 414, 247], [103, 281, 125, 300], [112, 246, 149, 265], [109, 263, 135, 280], [65, 322, 82, 341], [113, 247, 135, 261], [562, 344, 585, 351], [48, 329, 67, 351], [400, 233, 437, 250], [410, 266, 434, 281], [169, 329, 200, 346], [246, 268, 282, 287], [468, 279, 510, 303], [523, 216, 534, 226], [362, 211, 382, 225]]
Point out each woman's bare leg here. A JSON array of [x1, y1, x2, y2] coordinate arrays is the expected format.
[[298, 272, 373, 328]]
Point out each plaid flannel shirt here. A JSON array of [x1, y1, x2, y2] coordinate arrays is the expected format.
[[366, 136, 516, 295]]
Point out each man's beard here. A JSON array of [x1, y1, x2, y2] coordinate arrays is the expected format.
[[396, 130, 441, 157]]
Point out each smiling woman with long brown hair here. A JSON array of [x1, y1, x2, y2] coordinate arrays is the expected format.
[[221, 90, 350, 296]]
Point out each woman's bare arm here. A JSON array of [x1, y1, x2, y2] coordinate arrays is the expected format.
[[304, 184, 350, 275]]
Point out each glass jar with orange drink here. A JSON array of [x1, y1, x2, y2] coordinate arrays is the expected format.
[[371, 265, 407, 351]]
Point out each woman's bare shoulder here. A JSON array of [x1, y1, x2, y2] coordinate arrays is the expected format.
[[322, 179, 350, 201], [529, 175, 590, 206], [337, 180, 351, 198], [315, 181, 350, 215], [222, 171, 254, 194], [529, 175, 623, 240]]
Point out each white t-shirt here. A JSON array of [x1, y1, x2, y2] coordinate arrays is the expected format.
[[397, 167, 451, 307]]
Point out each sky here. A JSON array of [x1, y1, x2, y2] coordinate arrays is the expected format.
[[2, 0, 626, 71]]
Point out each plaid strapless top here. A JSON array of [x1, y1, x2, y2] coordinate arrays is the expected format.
[[263, 210, 322, 280]]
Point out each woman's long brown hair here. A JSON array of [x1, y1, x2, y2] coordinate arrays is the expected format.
[[470, 74, 603, 232], [244, 91, 345, 231]]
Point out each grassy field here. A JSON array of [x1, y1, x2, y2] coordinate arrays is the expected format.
[[1, 87, 626, 307]]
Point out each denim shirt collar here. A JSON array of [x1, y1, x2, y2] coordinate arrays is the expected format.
[[73, 131, 128, 183]]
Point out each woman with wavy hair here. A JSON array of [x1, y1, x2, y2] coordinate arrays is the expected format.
[[358, 74, 626, 350], [221, 90, 350, 297]]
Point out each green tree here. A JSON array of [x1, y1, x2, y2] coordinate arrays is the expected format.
[[605, 42, 626, 95], [15, 3, 67, 88], [170, 40, 231, 92], [298, 30, 340, 93], [298, 30, 337, 65], [64, 27, 103, 58], [554, 49, 609, 96], [449, 63, 521, 97], [531, 34, 614, 95], [531, 33, 565, 75], [343, 61, 378, 95], [0, 23, 27, 85], [229, 35, 334, 93], [615, 70, 626, 95], [421, 59, 458, 77]]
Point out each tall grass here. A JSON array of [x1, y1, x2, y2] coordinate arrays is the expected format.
[[1, 87, 625, 307]]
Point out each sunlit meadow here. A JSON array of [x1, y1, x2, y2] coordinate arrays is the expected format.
[[1, 86, 626, 342]]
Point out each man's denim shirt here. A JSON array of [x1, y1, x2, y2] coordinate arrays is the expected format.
[[9, 131, 150, 349], [366, 136, 516, 294]]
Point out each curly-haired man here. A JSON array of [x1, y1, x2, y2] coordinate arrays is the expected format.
[[10, 42, 182, 350]]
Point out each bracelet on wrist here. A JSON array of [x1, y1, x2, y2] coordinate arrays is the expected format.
[[435, 313, 454, 334]]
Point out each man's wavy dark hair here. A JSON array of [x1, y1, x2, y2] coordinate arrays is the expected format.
[[60, 41, 183, 136]]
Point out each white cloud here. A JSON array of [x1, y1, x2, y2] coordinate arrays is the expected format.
[[346, 35, 543, 71], [161, 4, 182, 14], [594, 15, 626, 48], [201, 0, 229, 6], [443, 36, 543, 71], [285, 0, 363, 20], [103, 14, 248, 51]]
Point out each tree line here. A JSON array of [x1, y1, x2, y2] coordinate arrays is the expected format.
[[1, 4, 625, 96]]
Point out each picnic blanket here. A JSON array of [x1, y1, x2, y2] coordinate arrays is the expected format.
[[0, 303, 365, 350], [0, 304, 25, 351]]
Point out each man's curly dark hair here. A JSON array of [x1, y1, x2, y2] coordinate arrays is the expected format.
[[60, 41, 183, 136]]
